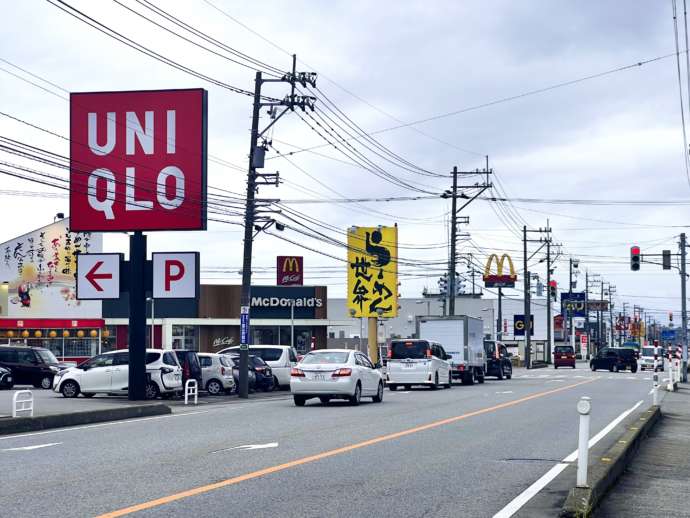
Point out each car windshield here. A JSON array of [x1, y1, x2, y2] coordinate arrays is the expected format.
[[36, 349, 59, 364], [390, 340, 428, 359], [251, 348, 283, 362], [555, 346, 573, 354], [641, 347, 656, 356], [301, 351, 350, 364]]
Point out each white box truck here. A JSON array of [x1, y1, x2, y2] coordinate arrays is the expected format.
[[416, 315, 486, 385]]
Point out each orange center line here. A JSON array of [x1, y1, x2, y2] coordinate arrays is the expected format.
[[96, 378, 596, 517]]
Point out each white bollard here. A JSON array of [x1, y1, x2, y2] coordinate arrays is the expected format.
[[184, 379, 198, 405], [653, 373, 659, 406], [12, 390, 34, 418], [576, 396, 592, 487], [668, 361, 675, 391]]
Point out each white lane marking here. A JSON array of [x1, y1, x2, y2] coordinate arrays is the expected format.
[[0, 410, 211, 442], [648, 388, 655, 395], [494, 399, 644, 518], [232, 442, 279, 451], [546, 380, 565, 383], [496, 391, 514, 394], [2, 442, 61, 452]]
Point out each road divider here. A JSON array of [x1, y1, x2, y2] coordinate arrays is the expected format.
[[0, 404, 171, 436], [96, 378, 596, 518]]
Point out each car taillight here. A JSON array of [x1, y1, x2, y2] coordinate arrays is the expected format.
[[221, 367, 226, 375], [425, 349, 432, 359], [255, 367, 265, 373], [332, 368, 352, 377], [387, 349, 392, 359], [291, 368, 305, 377]]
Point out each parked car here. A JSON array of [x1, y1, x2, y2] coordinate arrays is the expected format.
[[0, 365, 13, 389], [218, 345, 298, 389], [197, 352, 235, 395], [53, 349, 182, 399], [590, 347, 638, 373], [229, 354, 274, 391], [291, 349, 384, 406], [228, 357, 257, 393], [0, 345, 61, 389], [173, 350, 203, 389], [386, 339, 452, 390], [554, 345, 576, 369], [484, 340, 513, 379], [640, 346, 664, 372]]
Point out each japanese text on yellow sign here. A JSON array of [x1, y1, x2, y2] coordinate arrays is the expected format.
[[347, 226, 398, 318]]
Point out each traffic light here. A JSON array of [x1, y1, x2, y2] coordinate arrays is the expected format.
[[454, 273, 465, 295], [549, 280, 557, 301], [669, 311, 674, 323], [662, 250, 672, 270], [438, 275, 448, 295], [630, 246, 641, 271]]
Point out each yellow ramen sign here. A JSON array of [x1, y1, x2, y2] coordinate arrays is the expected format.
[[347, 226, 398, 318]]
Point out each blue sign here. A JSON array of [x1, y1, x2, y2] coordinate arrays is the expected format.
[[661, 329, 676, 341], [514, 314, 534, 336], [561, 292, 586, 318], [240, 306, 249, 347]]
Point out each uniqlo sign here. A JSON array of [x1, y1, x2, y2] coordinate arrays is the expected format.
[[70, 89, 208, 232]]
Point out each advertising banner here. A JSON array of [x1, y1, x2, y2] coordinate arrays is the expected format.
[[561, 292, 586, 317], [514, 314, 534, 336], [70, 88, 208, 232], [347, 226, 398, 318], [0, 219, 102, 317]]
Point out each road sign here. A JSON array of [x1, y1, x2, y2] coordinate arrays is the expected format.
[[152, 252, 199, 299], [561, 292, 586, 317], [347, 226, 398, 318], [70, 89, 208, 232], [240, 305, 249, 348], [514, 314, 534, 336], [277, 256, 303, 286], [661, 329, 677, 341], [76, 253, 121, 299]]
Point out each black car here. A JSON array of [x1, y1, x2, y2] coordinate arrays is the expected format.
[[0, 365, 13, 389], [484, 340, 513, 380], [590, 347, 638, 373], [173, 350, 203, 389], [230, 354, 274, 392], [0, 346, 60, 388]]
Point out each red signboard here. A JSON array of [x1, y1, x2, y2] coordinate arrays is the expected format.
[[70, 89, 207, 232], [277, 256, 303, 286]]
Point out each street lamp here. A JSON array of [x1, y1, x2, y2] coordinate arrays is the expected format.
[[146, 297, 155, 348]]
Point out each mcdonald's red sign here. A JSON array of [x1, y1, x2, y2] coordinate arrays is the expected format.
[[277, 256, 303, 286]]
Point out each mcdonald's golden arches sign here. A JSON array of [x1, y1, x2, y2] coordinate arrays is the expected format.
[[277, 256, 303, 286], [483, 253, 517, 288]]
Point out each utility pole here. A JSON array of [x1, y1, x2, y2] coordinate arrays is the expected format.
[[680, 233, 688, 382], [444, 165, 491, 315], [608, 287, 615, 347], [239, 62, 316, 398], [523, 226, 530, 368], [584, 270, 589, 355], [569, 259, 575, 354], [546, 237, 552, 364], [449, 167, 458, 316], [497, 287, 503, 341], [600, 281, 605, 349]]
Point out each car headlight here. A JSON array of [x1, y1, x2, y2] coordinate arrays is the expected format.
[[50, 366, 59, 373]]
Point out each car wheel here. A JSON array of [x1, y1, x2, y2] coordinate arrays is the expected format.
[[591, 364, 596, 371], [82, 393, 95, 398], [273, 376, 281, 390], [446, 372, 452, 388], [554, 365, 558, 369], [430, 372, 439, 390], [613, 365, 619, 373], [462, 370, 475, 385], [388, 384, 398, 391], [477, 369, 485, 384], [293, 395, 306, 406], [61, 380, 80, 398], [631, 366, 638, 373], [372, 382, 384, 403], [145, 382, 160, 400], [206, 379, 223, 396], [40, 375, 53, 389], [506, 366, 512, 379], [497, 365, 504, 380], [349, 383, 362, 406], [319, 396, 331, 405]]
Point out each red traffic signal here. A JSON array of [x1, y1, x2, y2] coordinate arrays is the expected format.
[[630, 246, 641, 271]]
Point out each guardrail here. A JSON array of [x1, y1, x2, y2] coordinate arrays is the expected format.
[[184, 379, 198, 405], [12, 390, 34, 418]]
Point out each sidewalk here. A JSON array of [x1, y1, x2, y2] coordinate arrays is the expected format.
[[595, 384, 690, 517]]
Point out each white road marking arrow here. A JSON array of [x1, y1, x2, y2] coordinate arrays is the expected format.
[[231, 442, 279, 451], [2, 442, 61, 452]]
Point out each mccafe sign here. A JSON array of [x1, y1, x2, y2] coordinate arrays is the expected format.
[[277, 256, 303, 286]]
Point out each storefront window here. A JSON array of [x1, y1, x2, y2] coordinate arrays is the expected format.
[[172, 325, 198, 351]]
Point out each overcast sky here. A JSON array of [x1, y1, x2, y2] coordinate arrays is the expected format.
[[0, 0, 688, 323]]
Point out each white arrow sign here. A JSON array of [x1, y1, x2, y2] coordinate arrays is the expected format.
[[2, 442, 62, 452], [231, 442, 279, 451], [76, 253, 121, 300]]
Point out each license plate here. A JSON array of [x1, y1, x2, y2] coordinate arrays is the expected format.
[[313, 374, 326, 381]]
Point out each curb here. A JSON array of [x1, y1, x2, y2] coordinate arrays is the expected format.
[[0, 403, 171, 436], [560, 405, 662, 517]]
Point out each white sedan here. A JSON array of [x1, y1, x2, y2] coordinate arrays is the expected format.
[[290, 349, 384, 406]]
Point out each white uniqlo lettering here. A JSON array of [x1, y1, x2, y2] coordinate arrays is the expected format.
[[88, 168, 116, 220], [166, 110, 176, 154], [88, 112, 116, 156], [125, 167, 153, 211], [126, 111, 154, 155], [157, 166, 185, 210]]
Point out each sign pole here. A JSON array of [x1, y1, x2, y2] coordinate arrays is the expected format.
[[680, 233, 688, 382], [368, 317, 378, 363], [128, 231, 147, 401]]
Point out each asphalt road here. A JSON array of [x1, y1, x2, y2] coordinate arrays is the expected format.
[[0, 363, 661, 518]]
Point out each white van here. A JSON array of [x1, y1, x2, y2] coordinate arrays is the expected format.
[[218, 345, 298, 388], [386, 339, 452, 390]]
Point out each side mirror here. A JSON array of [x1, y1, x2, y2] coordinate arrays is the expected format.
[[444, 354, 452, 361], [373, 361, 382, 369]]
